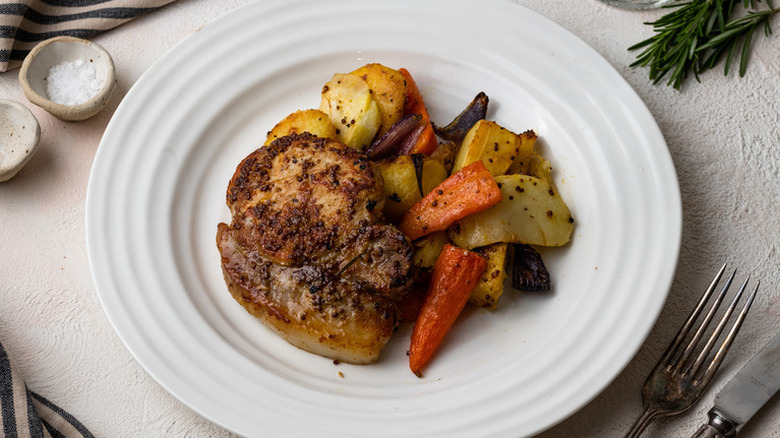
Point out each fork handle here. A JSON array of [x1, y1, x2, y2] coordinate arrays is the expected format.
[[690, 410, 738, 438], [624, 406, 659, 438]]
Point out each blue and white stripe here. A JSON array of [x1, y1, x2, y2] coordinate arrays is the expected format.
[[1, 341, 94, 438], [0, 0, 177, 71]]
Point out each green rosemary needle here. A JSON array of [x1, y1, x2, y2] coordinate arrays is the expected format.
[[629, 0, 778, 89]]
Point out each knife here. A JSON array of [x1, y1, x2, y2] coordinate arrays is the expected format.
[[691, 329, 780, 437]]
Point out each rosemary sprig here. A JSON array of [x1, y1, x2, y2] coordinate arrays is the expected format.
[[629, 0, 779, 89]]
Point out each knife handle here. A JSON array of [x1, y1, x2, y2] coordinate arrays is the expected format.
[[691, 424, 727, 438], [691, 410, 738, 438]]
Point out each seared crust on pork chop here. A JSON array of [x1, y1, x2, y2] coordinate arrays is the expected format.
[[217, 133, 413, 364], [227, 133, 385, 266]]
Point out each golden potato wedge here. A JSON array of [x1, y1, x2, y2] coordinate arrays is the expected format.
[[470, 243, 509, 309], [350, 63, 407, 135], [264, 109, 338, 145], [429, 140, 458, 173], [376, 155, 422, 222], [320, 73, 382, 151], [412, 231, 449, 270], [449, 174, 574, 248], [420, 157, 449, 196], [452, 120, 531, 177], [506, 130, 538, 175], [526, 152, 553, 185]]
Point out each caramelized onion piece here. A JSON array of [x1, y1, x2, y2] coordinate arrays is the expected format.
[[411, 153, 426, 196], [433, 91, 489, 141], [511, 244, 551, 292], [397, 123, 426, 156], [366, 113, 423, 160]]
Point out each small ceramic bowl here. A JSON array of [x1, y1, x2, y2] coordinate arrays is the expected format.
[[19, 36, 116, 121], [0, 99, 41, 182]]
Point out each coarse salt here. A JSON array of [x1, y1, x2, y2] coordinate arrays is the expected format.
[[46, 59, 104, 106]]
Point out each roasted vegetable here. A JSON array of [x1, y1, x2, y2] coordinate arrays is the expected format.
[[526, 152, 553, 185], [376, 155, 422, 222], [429, 140, 458, 173], [511, 244, 551, 292], [366, 114, 423, 160], [409, 243, 487, 377], [506, 130, 538, 175], [412, 154, 449, 197], [398, 161, 502, 241], [470, 243, 509, 309], [433, 91, 489, 141], [412, 153, 426, 194], [419, 157, 449, 196], [264, 109, 338, 145], [452, 120, 530, 177], [449, 174, 573, 249], [412, 231, 449, 270], [397, 123, 427, 156], [320, 73, 382, 151], [399, 68, 437, 155], [350, 63, 407, 135]]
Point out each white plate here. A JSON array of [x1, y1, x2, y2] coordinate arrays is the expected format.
[[86, 1, 681, 436]]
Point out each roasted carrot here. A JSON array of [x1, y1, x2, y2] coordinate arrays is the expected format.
[[399, 68, 438, 156], [409, 244, 487, 376], [397, 160, 502, 241]]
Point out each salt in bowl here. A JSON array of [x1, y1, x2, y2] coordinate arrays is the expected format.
[[19, 36, 116, 121], [0, 99, 41, 182]]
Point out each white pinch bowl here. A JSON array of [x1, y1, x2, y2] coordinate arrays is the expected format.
[[0, 99, 41, 182], [19, 36, 116, 121]]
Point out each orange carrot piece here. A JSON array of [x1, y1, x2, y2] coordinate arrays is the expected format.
[[409, 244, 487, 376], [397, 161, 502, 241], [399, 68, 438, 156]]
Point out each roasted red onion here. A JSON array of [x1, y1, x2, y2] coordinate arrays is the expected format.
[[366, 113, 423, 160], [511, 244, 551, 292], [433, 91, 489, 141], [411, 153, 426, 196], [396, 123, 426, 157]]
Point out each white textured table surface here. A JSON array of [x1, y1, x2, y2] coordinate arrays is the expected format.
[[1, 1, 778, 437]]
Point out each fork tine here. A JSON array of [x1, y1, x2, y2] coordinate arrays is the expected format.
[[673, 267, 736, 371], [624, 266, 759, 438], [687, 275, 750, 376], [660, 264, 728, 366], [694, 280, 759, 385]]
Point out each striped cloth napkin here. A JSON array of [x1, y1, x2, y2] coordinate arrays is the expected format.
[[1, 341, 94, 438], [0, 0, 177, 72]]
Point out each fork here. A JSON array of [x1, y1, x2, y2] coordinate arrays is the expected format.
[[624, 264, 760, 438]]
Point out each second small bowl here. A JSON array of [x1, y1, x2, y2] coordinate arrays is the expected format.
[[19, 36, 116, 121], [0, 99, 41, 182]]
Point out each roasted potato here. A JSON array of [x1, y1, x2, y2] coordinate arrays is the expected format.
[[429, 140, 459, 173], [452, 120, 531, 177], [350, 63, 407, 135], [412, 231, 449, 270], [320, 73, 382, 151], [449, 174, 573, 248], [506, 130, 538, 175], [264, 109, 338, 145], [526, 152, 553, 185], [470, 243, 509, 309], [376, 155, 422, 222], [419, 157, 449, 196]]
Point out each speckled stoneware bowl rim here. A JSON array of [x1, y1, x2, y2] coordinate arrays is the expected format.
[[0, 99, 41, 182], [19, 36, 116, 121]]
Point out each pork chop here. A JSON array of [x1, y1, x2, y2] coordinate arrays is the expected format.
[[217, 133, 413, 364]]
